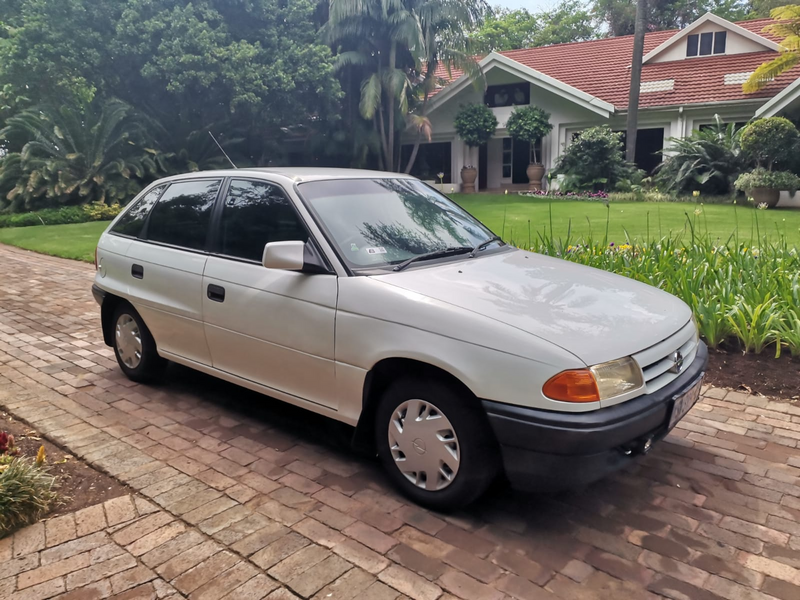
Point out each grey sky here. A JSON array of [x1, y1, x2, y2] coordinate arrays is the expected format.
[[493, 0, 558, 11]]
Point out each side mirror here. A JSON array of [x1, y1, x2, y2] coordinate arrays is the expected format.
[[262, 241, 305, 271]]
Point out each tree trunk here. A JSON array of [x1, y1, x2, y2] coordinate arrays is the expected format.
[[626, 0, 647, 164], [387, 42, 397, 172], [403, 92, 431, 174]]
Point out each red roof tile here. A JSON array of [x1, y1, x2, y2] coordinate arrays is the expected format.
[[433, 18, 799, 110]]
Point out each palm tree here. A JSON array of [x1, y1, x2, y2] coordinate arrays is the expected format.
[[0, 99, 157, 210], [744, 5, 800, 93], [324, 0, 484, 172], [625, 0, 647, 163]]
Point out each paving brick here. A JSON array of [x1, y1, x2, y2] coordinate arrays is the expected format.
[[45, 514, 77, 548], [54, 580, 112, 600], [268, 544, 330, 583], [389, 544, 447, 581], [17, 553, 91, 590], [495, 574, 556, 600], [491, 549, 552, 586], [220, 574, 279, 600], [343, 522, 398, 554], [125, 522, 185, 557], [171, 551, 239, 595], [285, 555, 351, 597], [111, 513, 174, 547], [155, 541, 220, 582], [762, 577, 800, 600], [14, 522, 46, 557], [378, 564, 442, 600], [332, 540, 391, 575], [74, 505, 107, 537], [231, 522, 289, 557], [103, 496, 137, 527], [65, 553, 138, 590], [251, 533, 310, 571], [190, 561, 260, 600], [109, 565, 157, 594], [291, 517, 345, 549]]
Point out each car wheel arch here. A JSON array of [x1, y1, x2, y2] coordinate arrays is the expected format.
[[351, 357, 483, 454]]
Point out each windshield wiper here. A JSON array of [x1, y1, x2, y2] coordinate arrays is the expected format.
[[470, 235, 503, 257], [393, 246, 473, 272]]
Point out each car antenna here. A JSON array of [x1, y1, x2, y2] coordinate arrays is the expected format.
[[208, 131, 238, 168]]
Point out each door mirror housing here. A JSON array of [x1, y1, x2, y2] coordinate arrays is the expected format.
[[262, 241, 306, 271]]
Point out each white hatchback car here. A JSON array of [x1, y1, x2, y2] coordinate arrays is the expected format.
[[93, 168, 707, 509]]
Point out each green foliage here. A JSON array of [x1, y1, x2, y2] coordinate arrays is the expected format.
[[554, 126, 639, 192], [0, 456, 57, 537], [528, 231, 800, 356], [744, 6, 800, 92], [473, 1, 597, 51], [453, 104, 498, 148], [505, 106, 552, 163], [656, 116, 747, 195], [0, 203, 122, 229], [740, 117, 800, 169], [0, 99, 157, 211], [735, 168, 800, 192], [593, 0, 752, 36]]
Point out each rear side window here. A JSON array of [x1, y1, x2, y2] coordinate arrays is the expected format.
[[146, 179, 221, 251], [218, 179, 308, 261], [110, 185, 165, 237]]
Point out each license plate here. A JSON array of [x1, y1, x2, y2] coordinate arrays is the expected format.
[[668, 379, 703, 429]]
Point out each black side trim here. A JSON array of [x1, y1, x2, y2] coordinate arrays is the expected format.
[[91, 284, 106, 307], [483, 342, 708, 456]]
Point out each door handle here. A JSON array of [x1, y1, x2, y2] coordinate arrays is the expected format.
[[207, 284, 225, 303], [131, 264, 144, 279]]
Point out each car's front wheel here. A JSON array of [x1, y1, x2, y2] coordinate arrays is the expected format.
[[375, 377, 499, 510], [112, 304, 166, 383]]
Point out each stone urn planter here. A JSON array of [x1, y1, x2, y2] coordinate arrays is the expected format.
[[526, 163, 545, 191], [748, 187, 780, 208], [461, 166, 478, 194]]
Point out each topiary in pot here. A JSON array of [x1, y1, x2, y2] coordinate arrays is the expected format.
[[735, 168, 800, 208], [740, 117, 799, 170], [453, 104, 498, 193], [506, 106, 553, 190]]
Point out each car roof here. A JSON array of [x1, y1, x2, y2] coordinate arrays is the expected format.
[[150, 167, 416, 185]]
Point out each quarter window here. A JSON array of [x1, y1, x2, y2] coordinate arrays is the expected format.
[[146, 180, 221, 250], [218, 179, 308, 262], [110, 185, 165, 237]]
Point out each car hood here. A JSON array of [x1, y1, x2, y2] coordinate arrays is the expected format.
[[370, 248, 692, 366]]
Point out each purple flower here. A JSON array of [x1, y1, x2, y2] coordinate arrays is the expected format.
[[609, 242, 615, 247]]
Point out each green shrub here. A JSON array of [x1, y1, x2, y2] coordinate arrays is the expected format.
[[740, 117, 799, 169], [0, 203, 123, 228], [505, 106, 552, 163], [656, 116, 747, 195], [0, 457, 57, 537], [453, 104, 498, 148], [735, 168, 800, 192], [554, 126, 639, 192]]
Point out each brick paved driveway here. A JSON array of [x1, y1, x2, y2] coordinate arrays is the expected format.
[[1, 244, 800, 600]]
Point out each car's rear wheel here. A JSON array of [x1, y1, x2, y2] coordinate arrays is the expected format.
[[375, 377, 499, 510], [112, 304, 166, 383]]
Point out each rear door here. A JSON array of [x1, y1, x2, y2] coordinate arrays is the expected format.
[[124, 178, 222, 365], [202, 178, 338, 408]]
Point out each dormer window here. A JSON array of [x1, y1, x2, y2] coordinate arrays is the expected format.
[[687, 31, 727, 57]]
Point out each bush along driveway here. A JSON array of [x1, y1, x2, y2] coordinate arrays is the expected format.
[[1, 243, 800, 600]]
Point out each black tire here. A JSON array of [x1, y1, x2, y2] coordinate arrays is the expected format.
[[111, 303, 166, 383], [374, 377, 499, 511]]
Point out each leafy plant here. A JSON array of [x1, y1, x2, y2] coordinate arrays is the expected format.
[[740, 117, 799, 169], [744, 5, 800, 93], [0, 456, 57, 537], [735, 168, 800, 192], [656, 116, 747, 195], [554, 126, 639, 192], [453, 104, 498, 148], [505, 106, 553, 163], [0, 99, 159, 211]]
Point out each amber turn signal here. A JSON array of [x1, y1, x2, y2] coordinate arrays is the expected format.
[[542, 369, 600, 403]]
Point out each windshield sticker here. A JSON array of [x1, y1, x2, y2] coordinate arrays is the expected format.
[[366, 247, 387, 255], [350, 243, 359, 252]]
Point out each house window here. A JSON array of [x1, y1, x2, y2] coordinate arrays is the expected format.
[[400, 142, 452, 183], [687, 31, 726, 57], [502, 138, 512, 178], [485, 83, 530, 108]]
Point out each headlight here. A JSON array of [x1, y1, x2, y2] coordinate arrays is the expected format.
[[543, 356, 645, 403]]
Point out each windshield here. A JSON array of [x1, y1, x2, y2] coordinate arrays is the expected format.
[[297, 178, 497, 269]]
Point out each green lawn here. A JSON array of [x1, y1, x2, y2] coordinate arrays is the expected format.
[[0, 221, 108, 262], [0, 195, 799, 262], [454, 194, 800, 247]]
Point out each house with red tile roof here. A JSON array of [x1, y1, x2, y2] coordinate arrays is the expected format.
[[402, 12, 800, 192]]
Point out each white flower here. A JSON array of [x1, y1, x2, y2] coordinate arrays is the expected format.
[[450, 187, 455, 193], [694, 208, 702, 216], [757, 202, 768, 210], [437, 172, 445, 180]]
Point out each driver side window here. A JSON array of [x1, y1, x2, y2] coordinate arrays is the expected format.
[[218, 179, 308, 262]]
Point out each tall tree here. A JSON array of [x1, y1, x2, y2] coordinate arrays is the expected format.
[[594, 0, 751, 36], [473, 1, 598, 52], [626, 0, 647, 163], [744, 5, 800, 93]]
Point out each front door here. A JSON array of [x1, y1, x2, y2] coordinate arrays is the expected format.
[[512, 138, 531, 184], [202, 178, 338, 409]]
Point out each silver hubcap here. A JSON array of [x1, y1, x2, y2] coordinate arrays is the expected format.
[[388, 399, 460, 491], [115, 314, 142, 369]]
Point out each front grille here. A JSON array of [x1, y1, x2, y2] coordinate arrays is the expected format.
[[633, 320, 698, 395]]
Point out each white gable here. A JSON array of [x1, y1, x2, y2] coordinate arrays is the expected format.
[[644, 13, 780, 64]]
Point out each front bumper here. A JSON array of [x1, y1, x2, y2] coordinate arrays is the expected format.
[[483, 341, 708, 491]]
